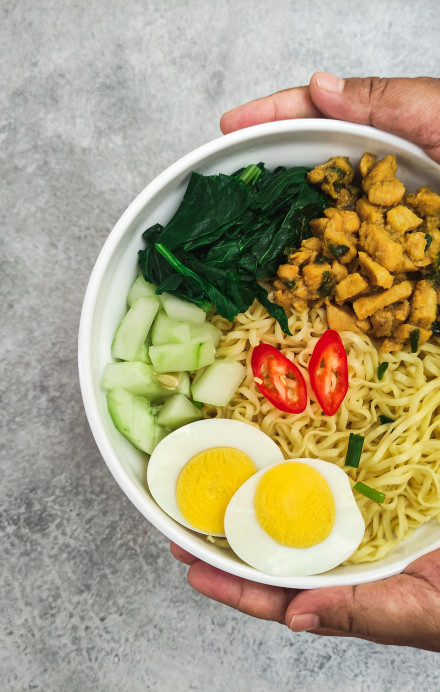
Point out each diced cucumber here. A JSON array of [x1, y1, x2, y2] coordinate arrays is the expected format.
[[156, 393, 203, 430], [191, 358, 246, 406], [111, 296, 160, 362], [103, 362, 191, 402], [106, 387, 165, 454], [189, 321, 222, 347], [160, 292, 206, 324], [159, 370, 191, 400], [151, 312, 192, 345], [127, 275, 157, 307], [134, 335, 152, 364], [149, 340, 215, 373], [103, 362, 167, 398]]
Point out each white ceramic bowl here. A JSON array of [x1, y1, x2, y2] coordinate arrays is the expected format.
[[78, 119, 440, 589]]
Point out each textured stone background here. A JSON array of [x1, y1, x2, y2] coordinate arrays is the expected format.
[[2, 1, 440, 690]]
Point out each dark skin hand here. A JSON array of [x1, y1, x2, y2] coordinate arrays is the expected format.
[[170, 73, 440, 651]]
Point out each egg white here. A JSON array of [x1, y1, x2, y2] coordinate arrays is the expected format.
[[146, 418, 285, 536], [224, 457, 365, 576]]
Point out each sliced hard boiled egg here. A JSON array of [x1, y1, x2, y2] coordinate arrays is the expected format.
[[224, 458, 365, 576], [146, 418, 285, 536]]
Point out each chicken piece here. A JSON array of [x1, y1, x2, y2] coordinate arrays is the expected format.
[[334, 273, 369, 304], [353, 280, 413, 320], [359, 222, 404, 272], [340, 210, 361, 234], [359, 153, 376, 178], [362, 155, 406, 207], [273, 279, 309, 313], [277, 264, 299, 282], [358, 251, 393, 289], [426, 228, 440, 262], [404, 232, 429, 264], [409, 280, 437, 329], [381, 324, 432, 353], [326, 303, 369, 334], [302, 237, 323, 253], [386, 205, 423, 233], [369, 300, 410, 337], [302, 262, 333, 298], [307, 156, 357, 208], [323, 223, 357, 264], [287, 244, 319, 267], [309, 216, 329, 239], [323, 208, 360, 234], [355, 197, 384, 224], [330, 260, 348, 283], [406, 187, 440, 220]]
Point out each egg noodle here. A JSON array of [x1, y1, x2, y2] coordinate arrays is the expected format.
[[203, 297, 440, 564]]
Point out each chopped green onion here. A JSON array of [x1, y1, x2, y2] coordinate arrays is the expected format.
[[238, 164, 262, 186], [192, 400, 204, 409], [432, 320, 440, 336], [425, 233, 433, 251], [379, 414, 394, 424], [410, 329, 420, 353], [377, 362, 388, 380], [353, 481, 385, 503], [345, 433, 364, 468]]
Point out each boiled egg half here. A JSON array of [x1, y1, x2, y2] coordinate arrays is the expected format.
[[224, 458, 365, 576], [146, 418, 284, 536]]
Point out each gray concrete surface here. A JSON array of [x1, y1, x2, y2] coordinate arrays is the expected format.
[[2, 1, 440, 690]]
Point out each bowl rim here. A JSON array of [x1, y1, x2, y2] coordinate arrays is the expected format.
[[78, 118, 440, 589]]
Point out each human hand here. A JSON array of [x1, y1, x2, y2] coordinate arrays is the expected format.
[[220, 73, 440, 164], [170, 541, 440, 652]]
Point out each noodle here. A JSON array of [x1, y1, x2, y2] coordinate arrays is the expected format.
[[204, 300, 440, 563]]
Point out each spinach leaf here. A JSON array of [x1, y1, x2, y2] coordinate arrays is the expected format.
[[138, 163, 327, 334]]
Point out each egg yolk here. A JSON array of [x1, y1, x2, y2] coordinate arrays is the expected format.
[[254, 461, 335, 548], [176, 447, 256, 534]]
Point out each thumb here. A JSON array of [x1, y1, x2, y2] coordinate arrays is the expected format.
[[285, 556, 440, 650], [309, 73, 440, 163]]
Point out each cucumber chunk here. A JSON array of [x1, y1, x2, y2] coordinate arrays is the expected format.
[[191, 358, 246, 406], [151, 312, 192, 345], [127, 275, 157, 307], [149, 340, 215, 373], [103, 362, 191, 402], [189, 321, 222, 347], [156, 393, 203, 430], [160, 292, 206, 324], [106, 387, 165, 454], [111, 296, 160, 362]]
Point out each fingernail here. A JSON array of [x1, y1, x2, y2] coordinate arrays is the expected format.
[[316, 72, 344, 93], [289, 613, 320, 632]]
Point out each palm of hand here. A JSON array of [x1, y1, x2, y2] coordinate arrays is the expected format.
[[171, 543, 440, 652]]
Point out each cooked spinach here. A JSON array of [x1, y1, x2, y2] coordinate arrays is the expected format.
[[318, 270, 336, 298], [328, 243, 349, 259], [138, 163, 327, 334]]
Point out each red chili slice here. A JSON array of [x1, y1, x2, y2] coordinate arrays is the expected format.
[[308, 329, 348, 416], [251, 344, 307, 414]]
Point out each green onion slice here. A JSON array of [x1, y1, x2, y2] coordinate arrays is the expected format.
[[192, 400, 204, 409], [377, 362, 389, 380], [379, 414, 394, 424], [345, 433, 364, 468], [353, 481, 385, 503], [410, 329, 420, 353]]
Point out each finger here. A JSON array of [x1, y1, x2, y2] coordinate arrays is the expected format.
[[220, 86, 321, 134], [169, 541, 199, 565], [309, 72, 440, 163], [187, 561, 296, 623]]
